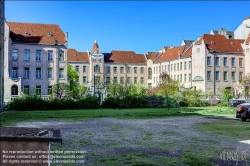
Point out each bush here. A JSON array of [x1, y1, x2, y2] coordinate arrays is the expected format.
[[144, 96, 165, 108], [163, 97, 178, 109]]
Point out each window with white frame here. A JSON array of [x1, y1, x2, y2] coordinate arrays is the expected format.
[[48, 68, 52, 78], [189, 61, 191, 69], [83, 66, 87, 72], [232, 72, 235, 80], [207, 57, 211, 66], [48, 50, 53, 61], [148, 68, 152, 79], [215, 57, 219, 66], [120, 77, 124, 84], [207, 71, 211, 80], [127, 67, 131, 73], [24, 49, 30, 61], [134, 77, 137, 83], [174, 64, 176, 71], [184, 62, 187, 70], [140, 77, 144, 84], [12, 67, 18, 78], [148, 83, 152, 90], [59, 68, 64, 78], [239, 72, 243, 80], [231, 58, 235, 67], [216, 71, 219, 80], [75, 66, 79, 72], [177, 63, 179, 71], [11, 85, 18, 95], [12, 49, 18, 61], [36, 68, 41, 79], [180, 74, 182, 82], [180, 62, 182, 70], [127, 77, 131, 84], [120, 67, 124, 73], [106, 77, 110, 84], [223, 57, 227, 66], [223, 71, 228, 80], [24, 67, 29, 79], [114, 67, 117, 73], [113, 77, 117, 83], [184, 74, 186, 82], [239, 58, 243, 67], [106, 66, 110, 73], [134, 67, 137, 74], [189, 74, 191, 82], [36, 50, 42, 61], [94, 65, 100, 73], [83, 76, 88, 83], [140, 67, 144, 74]]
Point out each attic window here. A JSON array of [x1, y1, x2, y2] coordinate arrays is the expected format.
[[25, 32, 29, 36], [48, 33, 52, 36], [230, 42, 234, 45], [131, 56, 134, 58], [211, 41, 214, 44]]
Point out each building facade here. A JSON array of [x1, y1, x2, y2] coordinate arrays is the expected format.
[[4, 22, 68, 102], [0, 0, 4, 111]]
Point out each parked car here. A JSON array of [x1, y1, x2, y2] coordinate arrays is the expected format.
[[236, 103, 250, 121], [230, 100, 245, 107]]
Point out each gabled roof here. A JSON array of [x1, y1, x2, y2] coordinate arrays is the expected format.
[[7, 22, 66, 45], [182, 46, 192, 58], [105, 50, 146, 63], [197, 34, 244, 52], [68, 49, 89, 62], [182, 40, 194, 47], [154, 45, 185, 63], [90, 40, 100, 54], [211, 28, 234, 38], [146, 52, 159, 61]]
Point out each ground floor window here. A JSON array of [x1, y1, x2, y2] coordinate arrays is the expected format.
[[11, 85, 18, 95]]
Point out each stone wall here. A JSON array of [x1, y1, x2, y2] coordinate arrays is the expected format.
[[0, 0, 4, 111]]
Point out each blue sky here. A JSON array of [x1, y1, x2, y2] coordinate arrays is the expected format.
[[5, 1, 250, 54]]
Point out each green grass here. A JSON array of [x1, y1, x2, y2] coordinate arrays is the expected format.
[[195, 120, 250, 140], [0, 107, 236, 126]]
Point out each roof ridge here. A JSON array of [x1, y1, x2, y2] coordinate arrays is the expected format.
[[7, 21, 59, 26]]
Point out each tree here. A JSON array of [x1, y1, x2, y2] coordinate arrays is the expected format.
[[219, 89, 233, 107], [68, 85, 88, 99], [107, 83, 123, 99], [52, 83, 70, 99], [68, 65, 79, 90]]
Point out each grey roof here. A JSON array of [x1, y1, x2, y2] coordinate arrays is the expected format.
[[183, 40, 194, 47], [211, 29, 234, 38], [192, 76, 204, 81]]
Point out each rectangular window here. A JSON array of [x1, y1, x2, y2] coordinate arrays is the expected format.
[[231, 72, 235, 80], [59, 69, 64, 78], [180, 62, 182, 70], [12, 49, 18, 61], [134, 77, 137, 83], [48, 50, 53, 61], [189, 61, 191, 69], [215, 57, 219, 66], [140, 77, 144, 84], [207, 71, 211, 80], [12, 67, 18, 78], [168, 65, 170, 71], [184, 74, 186, 82], [134, 67, 137, 74], [174, 64, 176, 71], [95, 76, 100, 84], [24, 85, 29, 95], [120, 77, 124, 84], [180, 74, 182, 82], [177, 63, 179, 71], [140, 67, 144, 74], [148, 68, 152, 79], [36, 86, 41, 95], [189, 74, 191, 82], [154, 67, 155, 73], [127, 77, 131, 84], [24, 67, 29, 79], [120, 67, 124, 73], [159, 66, 161, 73], [114, 67, 117, 73], [231, 58, 235, 67], [207, 57, 211, 66], [127, 67, 131, 73], [106, 77, 110, 84], [216, 71, 219, 80], [36, 68, 41, 79], [75, 66, 79, 72], [223, 57, 227, 66], [36, 50, 42, 61], [223, 71, 228, 80], [83, 76, 87, 83], [48, 86, 52, 95], [24, 49, 30, 61], [184, 62, 187, 70], [113, 77, 117, 83], [59, 51, 64, 62], [76, 78, 79, 83], [171, 64, 172, 71], [154, 77, 155, 83], [164, 65, 166, 72], [239, 58, 243, 67], [239, 72, 243, 81], [174, 75, 176, 80], [148, 83, 152, 90], [48, 68, 52, 78], [177, 75, 179, 81], [83, 66, 87, 72]]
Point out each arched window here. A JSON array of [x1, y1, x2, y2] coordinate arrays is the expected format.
[[11, 85, 18, 95], [94, 65, 100, 73], [148, 68, 152, 79]]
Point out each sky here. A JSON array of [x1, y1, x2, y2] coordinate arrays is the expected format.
[[4, 1, 250, 54]]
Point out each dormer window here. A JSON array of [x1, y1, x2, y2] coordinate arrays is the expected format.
[[48, 33, 52, 36], [211, 41, 214, 44], [230, 42, 234, 45], [25, 32, 29, 36]]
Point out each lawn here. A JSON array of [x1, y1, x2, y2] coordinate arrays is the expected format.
[[0, 106, 236, 126]]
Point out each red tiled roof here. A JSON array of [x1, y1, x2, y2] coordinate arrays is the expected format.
[[68, 49, 89, 62], [181, 46, 192, 58], [154, 45, 185, 63], [7, 22, 66, 45], [146, 52, 159, 60], [246, 32, 250, 42], [90, 41, 99, 54], [197, 34, 244, 52], [105, 50, 146, 63]]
